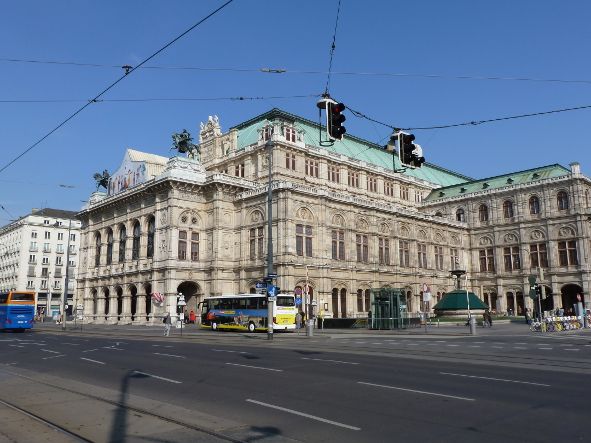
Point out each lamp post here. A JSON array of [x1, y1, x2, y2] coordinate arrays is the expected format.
[[265, 138, 274, 341], [61, 218, 73, 331]]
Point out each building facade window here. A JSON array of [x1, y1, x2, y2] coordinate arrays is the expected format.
[[56, 244, 63, 253], [456, 208, 465, 222], [435, 245, 444, 270], [503, 246, 521, 271], [70, 233, 76, 242], [529, 196, 540, 214], [417, 243, 427, 268], [400, 185, 409, 201], [378, 237, 390, 265], [147, 217, 155, 258], [178, 231, 187, 260], [557, 191, 569, 210], [558, 240, 577, 266], [529, 243, 548, 268], [106, 229, 113, 265], [191, 232, 199, 261], [367, 176, 377, 193], [28, 254, 36, 263], [262, 126, 273, 141], [118, 226, 127, 262], [58, 232, 64, 240], [296, 224, 313, 257], [305, 159, 319, 178], [234, 163, 245, 178], [42, 257, 49, 265], [44, 231, 50, 239], [384, 181, 394, 197], [415, 191, 424, 203], [479, 248, 495, 272], [328, 165, 340, 183], [30, 241, 37, 251], [347, 170, 359, 188], [399, 240, 410, 267], [356, 234, 368, 263], [43, 243, 50, 253], [503, 200, 514, 218], [332, 230, 345, 260], [479, 204, 489, 222], [285, 126, 297, 142], [132, 221, 141, 260], [56, 256, 62, 265], [285, 152, 296, 170], [31, 231, 37, 239], [249, 227, 264, 259], [450, 248, 459, 269], [94, 233, 101, 266]]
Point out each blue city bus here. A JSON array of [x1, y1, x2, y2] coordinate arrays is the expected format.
[[199, 294, 297, 332], [0, 291, 36, 332]]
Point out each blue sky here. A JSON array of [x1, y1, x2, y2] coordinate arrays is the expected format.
[[1, 0, 590, 223]]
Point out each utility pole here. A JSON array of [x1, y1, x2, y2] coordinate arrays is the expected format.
[[62, 218, 72, 331], [266, 138, 274, 341]]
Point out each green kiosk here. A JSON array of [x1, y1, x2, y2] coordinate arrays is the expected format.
[[369, 288, 407, 330]]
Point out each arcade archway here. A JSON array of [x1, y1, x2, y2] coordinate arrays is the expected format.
[[561, 284, 583, 314], [177, 281, 201, 315]]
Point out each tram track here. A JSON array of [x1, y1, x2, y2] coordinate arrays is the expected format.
[[0, 367, 245, 443]]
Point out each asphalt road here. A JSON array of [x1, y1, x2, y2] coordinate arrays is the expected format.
[[1, 325, 590, 442]]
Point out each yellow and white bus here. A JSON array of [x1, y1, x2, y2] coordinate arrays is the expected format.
[[199, 294, 296, 332]]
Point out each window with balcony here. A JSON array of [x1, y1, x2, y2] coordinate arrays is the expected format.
[[328, 165, 340, 183], [284, 126, 297, 142], [43, 243, 50, 253], [58, 232, 64, 240], [450, 248, 460, 269], [557, 191, 569, 210], [384, 181, 394, 197], [178, 231, 187, 260], [147, 217, 155, 258], [191, 233, 199, 261], [347, 170, 359, 188], [435, 245, 444, 270], [234, 163, 245, 178], [56, 244, 64, 253], [367, 176, 377, 193], [400, 186, 409, 201], [417, 243, 427, 268], [479, 204, 489, 222], [529, 196, 540, 215], [106, 229, 113, 265], [455, 208, 465, 222], [118, 225, 127, 262]]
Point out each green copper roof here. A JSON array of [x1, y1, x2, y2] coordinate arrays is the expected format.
[[423, 164, 571, 202], [433, 290, 488, 310], [232, 109, 471, 187]]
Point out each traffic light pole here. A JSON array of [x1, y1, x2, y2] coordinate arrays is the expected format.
[[266, 139, 274, 341]]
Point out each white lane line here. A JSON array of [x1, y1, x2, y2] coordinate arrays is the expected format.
[[61, 343, 80, 346], [358, 381, 474, 402], [468, 345, 481, 348], [492, 346, 504, 349], [153, 352, 186, 359], [80, 357, 105, 365], [132, 370, 182, 384], [446, 344, 459, 347], [538, 347, 553, 350], [41, 349, 60, 354], [440, 372, 550, 387], [564, 348, 579, 352], [407, 343, 419, 346], [302, 357, 359, 365], [515, 342, 527, 345], [42, 355, 65, 360], [103, 346, 123, 351], [371, 342, 382, 345], [435, 340, 447, 343], [513, 347, 527, 350], [8, 345, 24, 348], [212, 349, 248, 354], [473, 341, 485, 344], [354, 341, 367, 344], [246, 399, 361, 431], [82, 348, 99, 353], [0, 339, 14, 342], [225, 363, 283, 372]]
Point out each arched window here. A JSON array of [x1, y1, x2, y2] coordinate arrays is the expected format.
[[106, 228, 113, 265], [529, 196, 540, 215], [557, 191, 569, 210], [503, 200, 514, 218], [132, 221, 141, 260], [435, 211, 443, 217], [146, 216, 155, 258], [455, 208, 465, 222], [118, 225, 127, 263], [94, 232, 101, 266], [478, 204, 489, 222]]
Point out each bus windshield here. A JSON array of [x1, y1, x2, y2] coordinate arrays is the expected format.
[[10, 292, 35, 302], [276, 296, 295, 307]]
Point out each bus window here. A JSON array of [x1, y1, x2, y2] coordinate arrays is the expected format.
[[220, 298, 232, 310], [237, 298, 249, 309], [211, 299, 221, 310], [276, 296, 295, 307], [0, 293, 8, 304], [10, 292, 35, 302], [245, 297, 258, 309], [259, 298, 267, 309]]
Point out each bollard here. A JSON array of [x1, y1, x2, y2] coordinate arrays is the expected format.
[[306, 319, 314, 337], [469, 316, 476, 335]]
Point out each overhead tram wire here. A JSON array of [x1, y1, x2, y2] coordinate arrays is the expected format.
[[4, 57, 591, 86], [324, 0, 342, 95], [0, 0, 235, 176]]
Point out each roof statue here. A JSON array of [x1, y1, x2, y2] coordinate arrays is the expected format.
[[171, 129, 200, 161], [93, 169, 110, 191], [199, 115, 222, 143]]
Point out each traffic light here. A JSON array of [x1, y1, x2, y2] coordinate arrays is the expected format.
[[399, 132, 425, 168], [327, 101, 346, 140], [535, 285, 542, 297], [275, 287, 281, 295]]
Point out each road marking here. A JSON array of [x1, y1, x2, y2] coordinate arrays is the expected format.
[[103, 346, 123, 351], [80, 357, 105, 365], [492, 346, 504, 349], [302, 357, 359, 365], [61, 343, 79, 346], [564, 348, 579, 352], [473, 341, 485, 344], [42, 355, 65, 360], [440, 372, 550, 387], [82, 348, 99, 353], [446, 344, 459, 347], [468, 345, 481, 348], [515, 342, 527, 345], [8, 345, 24, 348], [513, 347, 527, 350], [354, 341, 367, 344], [407, 343, 419, 346], [225, 363, 283, 372], [246, 399, 361, 431], [371, 342, 382, 345], [132, 370, 182, 384], [41, 349, 60, 354], [0, 339, 14, 342], [538, 347, 553, 350], [358, 381, 474, 402], [212, 349, 248, 354], [153, 352, 186, 359], [435, 340, 447, 343]]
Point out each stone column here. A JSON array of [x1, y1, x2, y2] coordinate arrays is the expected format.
[[135, 295, 147, 324], [121, 293, 132, 324], [108, 295, 118, 324], [95, 295, 106, 324], [83, 289, 94, 324]]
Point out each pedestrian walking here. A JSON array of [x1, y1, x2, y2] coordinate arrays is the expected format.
[[483, 309, 493, 327], [163, 312, 172, 336], [295, 312, 302, 330], [524, 308, 531, 325]]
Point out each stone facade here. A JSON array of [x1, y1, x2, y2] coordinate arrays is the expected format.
[[76, 109, 590, 324]]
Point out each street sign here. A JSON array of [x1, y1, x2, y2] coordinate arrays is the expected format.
[[295, 295, 302, 306], [268, 296, 277, 302], [267, 273, 278, 279], [268, 285, 276, 297], [422, 292, 432, 302], [255, 281, 265, 289]]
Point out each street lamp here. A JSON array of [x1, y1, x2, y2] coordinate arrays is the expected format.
[[265, 137, 275, 341], [61, 219, 73, 331]]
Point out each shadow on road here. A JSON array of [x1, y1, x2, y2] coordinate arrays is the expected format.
[[109, 369, 149, 443]]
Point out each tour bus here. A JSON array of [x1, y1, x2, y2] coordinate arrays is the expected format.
[[0, 291, 36, 332], [199, 293, 297, 332]]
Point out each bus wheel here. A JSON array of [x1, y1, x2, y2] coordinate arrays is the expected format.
[[211, 321, 218, 331], [247, 322, 255, 333]]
